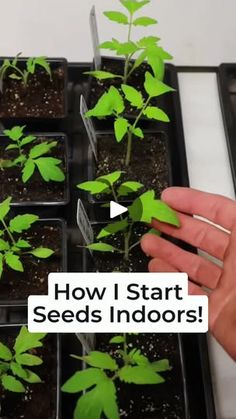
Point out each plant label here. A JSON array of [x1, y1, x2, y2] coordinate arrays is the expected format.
[[80, 95, 98, 161], [90, 5, 102, 70], [76, 199, 94, 246], [75, 333, 96, 354]]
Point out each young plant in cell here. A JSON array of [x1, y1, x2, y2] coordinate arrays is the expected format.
[[0, 52, 52, 91], [0, 197, 54, 279], [0, 125, 65, 183], [86, 0, 172, 84], [0, 326, 46, 394], [86, 71, 174, 166], [62, 332, 171, 419], [77, 171, 179, 261]]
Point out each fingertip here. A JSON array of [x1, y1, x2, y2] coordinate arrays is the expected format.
[[140, 234, 152, 254]]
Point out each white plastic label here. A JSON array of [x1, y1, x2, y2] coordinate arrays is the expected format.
[[76, 333, 96, 354], [76, 199, 94, 245], [90, 5, 102, 70], [80, 95, 97, 161]]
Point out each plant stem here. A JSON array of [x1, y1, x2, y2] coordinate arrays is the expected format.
[[128, 240, 141, 252], [1, 219, 16, 245], [123, 12, 133, 83], [124, 225, 132, 261]]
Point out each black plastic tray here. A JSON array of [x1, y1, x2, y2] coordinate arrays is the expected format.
[[217, 64, 236, 193], [0, 63, 215, 419]]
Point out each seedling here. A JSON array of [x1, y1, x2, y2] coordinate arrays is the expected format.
[[0, 53, 52, 91], [0, 197, 54, 279], [0, 125, 65, 183], [86, 0, 172, 83], [78, 171, 179, 261], [86, 71, 174, 166], [62, 332, 171, 419], [0, 326, 46, 394]]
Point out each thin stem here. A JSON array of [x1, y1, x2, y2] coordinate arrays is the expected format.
[[1, 219, 16, 245], [123, 12, 133, 83], [128, 240, 141, 252], [124, 225, 132, 261]]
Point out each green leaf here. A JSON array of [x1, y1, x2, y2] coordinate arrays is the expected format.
[[151, 359, 171, 372], [0, 197, 11, 220], [62, 368, 107, 393], [99, 39, 120, 51], [0, 238, 10, 251], [5, 253, 23, 272], [86, 91, 114, 118], [118, 181, 143, 197], [121, 85, 143, 108], [0, 254, 3, 279], [29, 141, 57, 159], [120, 0, 150, 13], [9, 73, 22, 80], [1, 374, 25, 393], [77, 181, 110, 195], [116, 41, 138, 56], [144, 72, 175, 98], [82, 352, 118, 371], [15, 239, 31, 249], [10, 362, 27, 379], [109, 86, 124, 114], [114, 118, 129, 143], [29, 247, 54, 258], [29, 57, 51, 79], [97, 219, 129, 239], [137, 36, 160, 47], [34, 157, 65, 182], [98, 171, 123, 186], [15, 354, 42, 366], [0, 342, 12, 361], [104, 11, 128, 24], [128, 348, 149, 366], [109, 336, 125, 344], [86, 243, 117, 252], [9, 214, 38, 233], [3, 126, 25, 142], [84, 71, 122, 80], [133, 16, 157, 26], [147, 50, 165, 80], [20, 135, 37, 147], [118, 365, 165, 384], [131, 127, 144, 138], [143, 106, 170, 122], [5, 144, 18, 151], [133, 50, 147, 70], [14, 326, 46, 355], [24, 369, 42, 383], [148, 228, 161, 237]]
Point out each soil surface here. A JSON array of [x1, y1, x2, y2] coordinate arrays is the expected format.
[[0, 136, 67, 203], [96, 333, 186, 419], [0, 65, 65, 118], [93, 133, 170, 200], [0, 222, 64, 301], [91, 224, 150, 273], [0, 331, 58, 419]]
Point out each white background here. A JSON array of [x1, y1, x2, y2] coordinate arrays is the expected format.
[[1, 1, 236, 418]]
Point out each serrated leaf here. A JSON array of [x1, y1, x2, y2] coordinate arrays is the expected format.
[[0, 342, 12, 361], [118, 181, 143, 197], [97, 219, 128, 239], [62, 368, 107, 393], [120, 0, 150, 13], [86, 91, 114, 118], [151, 359, 171, 372], [10, 362, 27, 379], [82, 352, 118, 371], [21, 135, 36, 146], [32, 57, 51, 78], [131, 127, 144, 138], [99, 39, 120, 51], [84, 70, 122, 80], [29, 141, 57, 159], [98, 171, 123, 186], [121, 85, 143, 108], [116, 41, 138, 56], [143, 106, 170, 122], [2, 374, 25, 393], [0, 254, 3, 279], [0, 238, 10, 251], [138, 36, 160, 47], [129, 349, 149, 366], [133, 16, 157, 26], [118, 365, 164, 384], [147, 50, 165, 80], [24, 369, 42, 383], [109, 336, 125, 344], [144, 71, 175, 98], [114, 118, 129, 143], [104, 11, 128, 24], [34, 157, 65, 182], [0, 197, 11, 220], [29, 247, 54, 259], [109, 86, 124, 114], [3, 126, 25, 142], [14, 326, 46, 355], [87, 243, 116, 252], [15, 354, 42, 366], [9, 214, 38, 233], [133, 50, 147, 70], [5, 253, 23, 272], [5, 144, 18, 151], [15, 239, 31, 249], [77, 181, 110, 195], [22, 159, 34, 183]]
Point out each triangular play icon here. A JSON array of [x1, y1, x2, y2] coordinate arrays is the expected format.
[[110, 201, 128, 219]]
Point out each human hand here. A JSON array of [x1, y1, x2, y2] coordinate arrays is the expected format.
[[141, 187, 236, 361]]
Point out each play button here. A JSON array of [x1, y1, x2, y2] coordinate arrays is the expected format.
[[110, 201, 128, 219]]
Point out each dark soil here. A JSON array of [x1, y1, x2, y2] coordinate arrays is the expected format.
[[91, 224, 150, 273], [0, 331, 58, 419], [89, 58, 167, 118], [0, 65, 66, 118], [93, 133, 170, 199], [0, 136, 67, 203], [0, 222, 64, 301], [96, 333, 186, 419]]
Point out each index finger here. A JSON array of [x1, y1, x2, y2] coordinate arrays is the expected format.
[[162, 187, 236, 230]]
